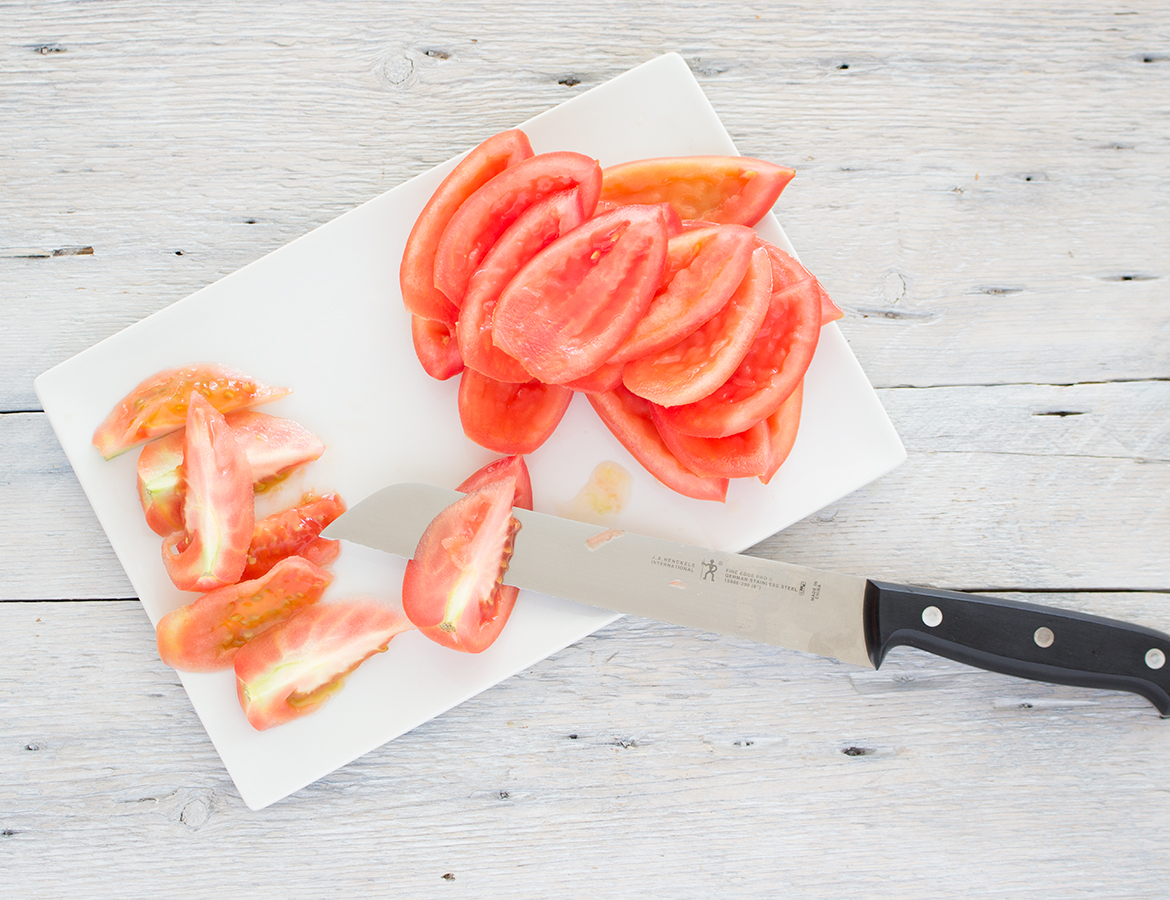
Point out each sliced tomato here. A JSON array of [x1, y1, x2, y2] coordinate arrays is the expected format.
[[597, 156, 795, 226], [587, 387, 727, 502], [161, 393, 255, 592], [301, 536, 341, 569], [563, 360, 624, 395], [400, 129, 533, 325], [658, 242, 823, 438], [434, 151, 603, 306], [457, 188, 587, 384], [457, 454, 533, 510], [652, 407, 770, 479], [817, 282, 844, 325], [492, 204, 671, 384], [411, 315, 464, 381], [401, 477, 521, 653], [235, 600, 414, 730], [242, 493, 347, 582], [610, 223, 755, 364], [137, 411, 325, 537], [156, 555, 333, 672], [93, 364, 290, 459], [760, 379, 803, 484], [622, 244, 772, 407], [458, 368, 572, 455]]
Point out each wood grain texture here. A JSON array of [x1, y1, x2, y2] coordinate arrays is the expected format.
[[2, 0, 1169, 896]]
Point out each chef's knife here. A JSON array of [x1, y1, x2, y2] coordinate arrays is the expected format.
[[323, 483, 1170, 715]]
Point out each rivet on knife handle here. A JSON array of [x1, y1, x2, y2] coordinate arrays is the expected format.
[[864, 581, 1170, 715]]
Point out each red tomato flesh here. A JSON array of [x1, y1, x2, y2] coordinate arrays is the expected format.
[[760, 379, 803, 484], [458, 368, 572, 456], [657, 242, 823, 438], [457, 188, 588, 384], [563, 360, 624, 395], [400, 129, 533, 325], [411, 315, 464, 381], [161, 393, 255, 592], [610, 223, 756, 364], [597, 156, 795, 227], [457, 454, 534, 511], [156, 555, 333, 672], [652, 408, 770, 479], [587, 387, 727, 502], [93, 364, 290, 459], [401, 477, 521, 653], [817, 282, 844, 325], [137, 431, 186, 536], [235, 600, 414, 730], [492, 204, 671, 384], [434, 151, 602, 306], [243, 493, 347, 582], [622, 244, 772, 407]]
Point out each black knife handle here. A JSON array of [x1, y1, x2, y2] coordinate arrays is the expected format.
[[864, 581, 1170, 715]]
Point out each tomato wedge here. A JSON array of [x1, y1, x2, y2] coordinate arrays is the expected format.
[[161, 393, 254, 592], [411, 315, 464, 381], [401, 477, 521, 653], [93, 364, 290, 459], [156, 555, 333, 672], [587, 387, 727, 502], [657, 242, 823, 438], [457, 454, 534, 510], [597, 156, 795, 226], [433, 151, 603, 306], [457, 188, 587, 384], [458, 368, 572, 455], [760, 379, 803, 484], [400, 129, 533, 325], [817, 282, 844, 325], [609, 223, 755, 364], [652, 408, 770, 479], [137, 411, 325, 537], [622, 244, 772, 407], [243, 493, 347, 582], [492, 204, 671, 384], [235, 600, 414, 730]]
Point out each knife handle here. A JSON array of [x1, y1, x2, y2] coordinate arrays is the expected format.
[[864, 581, 1170, 715]]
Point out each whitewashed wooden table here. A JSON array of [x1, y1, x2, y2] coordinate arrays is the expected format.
[[3, 2, 1168, 896]]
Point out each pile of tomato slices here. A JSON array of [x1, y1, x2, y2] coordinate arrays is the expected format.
[[402, 129, 842, 500]]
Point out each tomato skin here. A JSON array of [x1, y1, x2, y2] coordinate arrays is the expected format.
[[434, 151, 603, 306], [400, 129, 534, 325], [817, 282, 844, 325], [492, 204, 671, 384], [137, 431, 186, 536], [156, 555, 333, 672], [93, 364, 290, 459], [622, 244, 772, 407], [597, 156, 795, 226], [458, 368, 572, 455], [242, 493, 347, 582], [652, 408, 770, 479], [235, 600, 414, 730], [609, 224, 756, 364], [587, 387, 727, 502], [161, 393, 255, 592], [657, 242, 823, 438], [457, 188, 587, 384], [759, 379, 803, 484], [402, 477, 521, 654], [411, 315, 464, 381], [457, 454, 533, 510]]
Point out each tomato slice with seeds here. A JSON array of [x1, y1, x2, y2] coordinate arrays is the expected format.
[[587, 386, 727, 502], [411, 315, 464, 381], [622, 244, 772, 407], [156, 555, 333, 672], [457, 454, 533, 511], [609, 223, 756, 364], [457, 188, 587, 384], [400, 129, 534, 325], [160, 393, 255, 592], [242, 493, 347, 582], [235, 600, 414, 730], [492, 204, 671, 384], [401, 476, 521, 654], [759, 379, 803, 484], [93, 364, 290, 459], [657, 242, 823, 438], [458, 368, 572, 455], [434, 151, 602, 306], [597, 156, 795, 226], [652, 407, 770, 479]]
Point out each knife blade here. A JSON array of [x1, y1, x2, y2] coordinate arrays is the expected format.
[[323, 482, 1170, 715]]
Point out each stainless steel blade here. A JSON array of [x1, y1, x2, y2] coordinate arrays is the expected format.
[[323, 482, 874, 669]]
